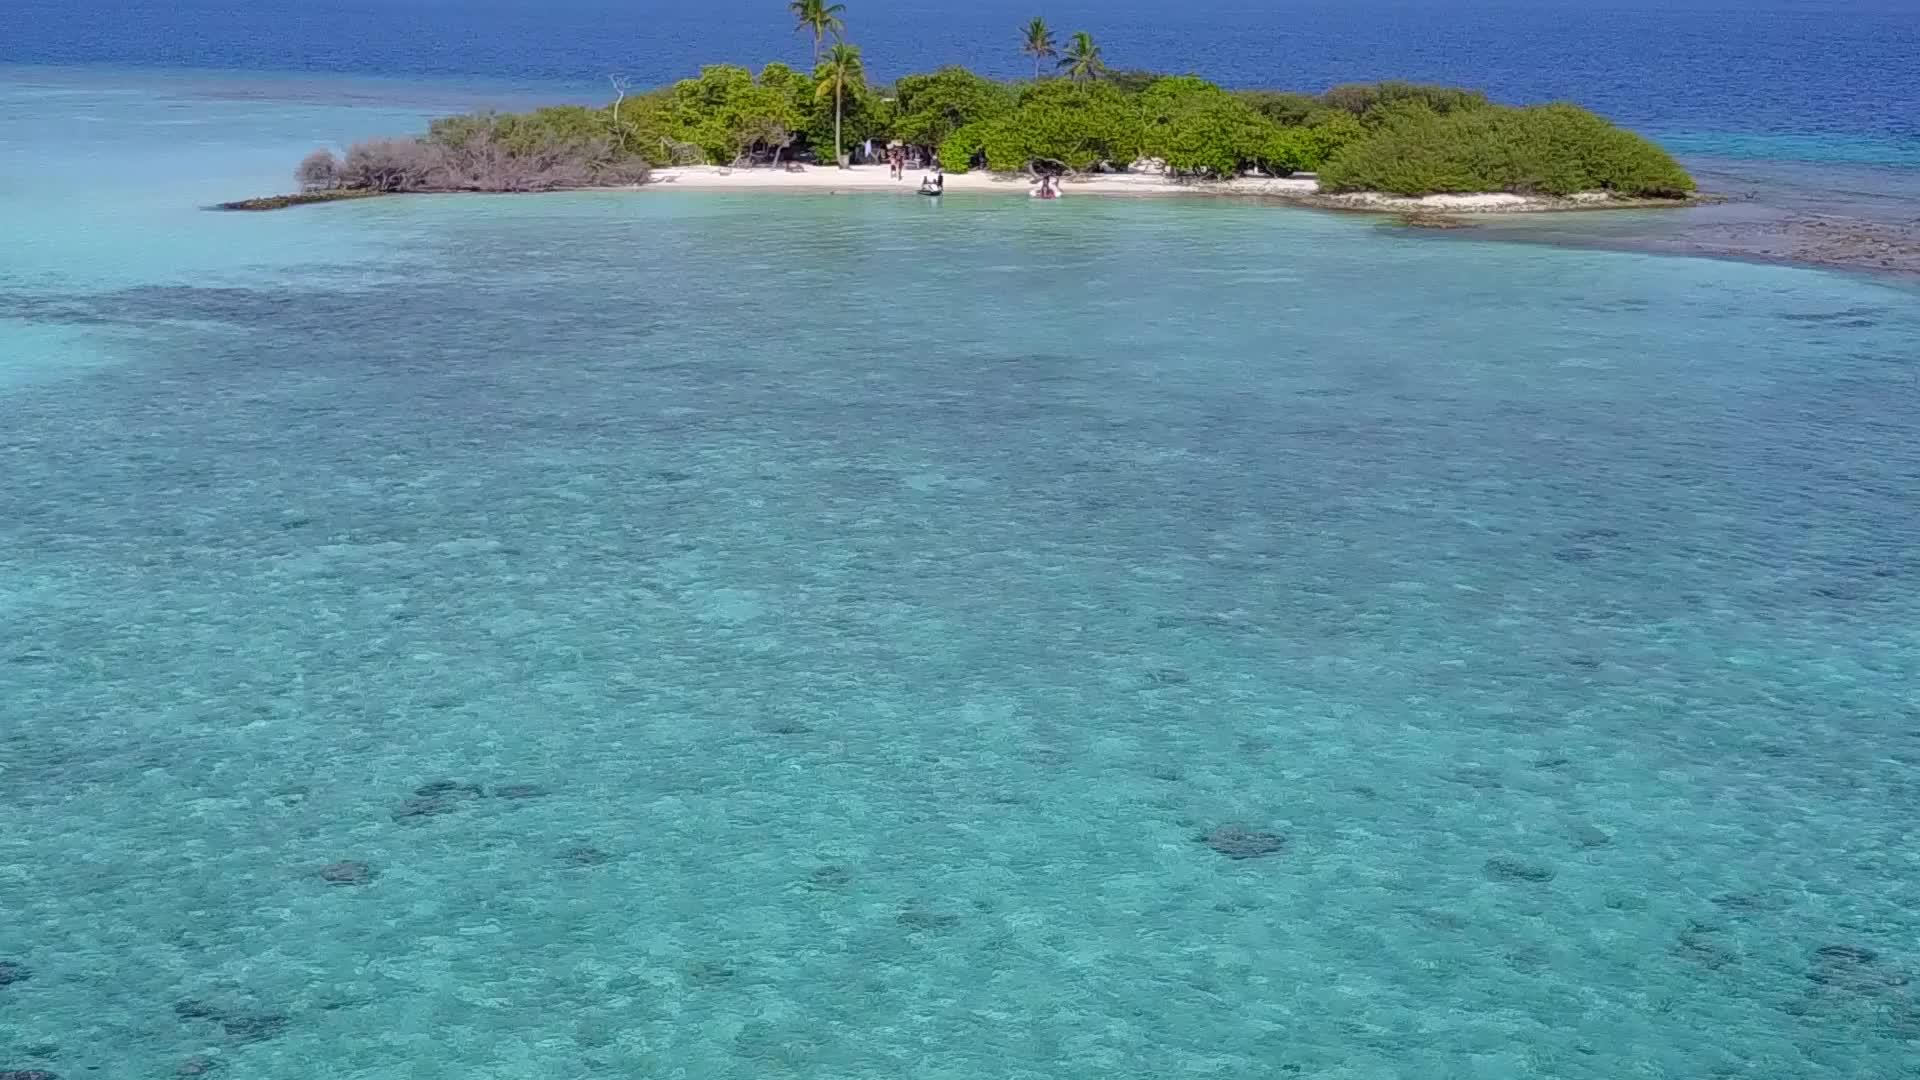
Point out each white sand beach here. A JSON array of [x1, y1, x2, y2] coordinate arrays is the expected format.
[[648, 162, 1313, 198], [643, 164, 1632, 213]]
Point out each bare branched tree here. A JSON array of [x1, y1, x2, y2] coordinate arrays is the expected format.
[[733, 117, 795, 167], [295, 148, 341, 191], [608, 74, 633, 137], [340, 139, 442, 192], [332, 126, 648, 194], [660, 137, 706, 166]]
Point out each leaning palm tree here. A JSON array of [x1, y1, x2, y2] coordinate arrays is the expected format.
[[1058, 31, 1105, 83], [1021, 17, 1057, 79], [814, 41, 865, 167], [790, 0, 848, 65]]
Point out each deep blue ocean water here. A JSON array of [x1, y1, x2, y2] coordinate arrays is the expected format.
[[4, 3, 1920, 1078], [8, 0, 1920, 144]]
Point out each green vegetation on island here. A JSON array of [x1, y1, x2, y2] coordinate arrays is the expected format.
[[278, 5, 1694, 202]]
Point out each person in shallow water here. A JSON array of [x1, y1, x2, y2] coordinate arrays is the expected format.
[[1033, 175, 1060, 199], [918, 167, 944, 196]]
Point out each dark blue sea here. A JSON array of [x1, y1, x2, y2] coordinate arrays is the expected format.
[[8, 0, 1920, 146], [3, 3, 1920, 1079]]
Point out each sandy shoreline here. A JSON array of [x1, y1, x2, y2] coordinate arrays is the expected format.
[[643, 163, 1671, 214]]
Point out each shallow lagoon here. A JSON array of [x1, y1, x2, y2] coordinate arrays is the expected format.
[[3, 72, 1919, 1079]]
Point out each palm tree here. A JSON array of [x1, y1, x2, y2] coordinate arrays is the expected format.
[[1021, 17, 1057, 79], [790, 0, 848, 65], [1058, 31, 1105, 83], [814, 41, 865, 167]]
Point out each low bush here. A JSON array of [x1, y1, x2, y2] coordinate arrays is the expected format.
[[892, 66, 1016, 158], [942, 80, 1144, 172], [1317, 102, 1695, 197], [939, 122, 990, 172], [1236, 90, 1325, 128], [1322, 81, 1490, 121], [1137, 76, 1278, 176]]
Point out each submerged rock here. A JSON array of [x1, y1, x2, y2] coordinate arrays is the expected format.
[[1709, 891, 1787, 914], [806, 865, 853, 889], [319, 861, 375, 886], [0, 961, 28, 986], [562, 845, 614, 867], [1808, 944, 1909, 994], [175, 1057, 221, 1077], [492, 783, 549, 800], [393, 789, 482, 820], [1569, 824, 1613, 850], [173, 999, 291, 1043], [1200, 825, 1288, 860], [1506, 943, 1551, 974], [392, 780, 487, 821], [1445, 765, 1505, 790], [685, 960, 737, 985], [173, 999, 221, 1021], [1672, 927, 1736, 970], [896, 904, 961, 932], [1482, 857, 1556, 883], [1396, 212, 1471, 230], [0, 1070, 61, 1080], [415, 780, 485, 799], [391, 796, 454, 821], [220, 1013, 290, 1043], [1813, 944, 1878, 965]]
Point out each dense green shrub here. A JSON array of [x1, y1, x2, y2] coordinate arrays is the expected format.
[[1235, 90, 1326, 128], [892, 67, 1017, 156], [427, 107, 608, 156], [1131, 76, 1366, 176], [1136, 76, 1274, 175], [662, 66, 767, 162], [1321, 81, 1491, 120], [941, 80, 1145, 172], [606, 92, 686, 164], [939, 121, 991, 172], [1290, 111, 1368, 171], [604, 63, 817, 164], [1103, 68, 1164, 94], [1318, 102, 1696, 196]]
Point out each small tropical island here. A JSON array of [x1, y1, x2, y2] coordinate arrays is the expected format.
[[225, 1, 1697, 214]]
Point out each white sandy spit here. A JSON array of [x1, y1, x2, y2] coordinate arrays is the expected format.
[[641, 164, 1632, 213]]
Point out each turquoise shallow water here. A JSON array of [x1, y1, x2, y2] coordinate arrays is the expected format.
[[1660, 132, 1920, 169], [4, 74, 1920, 1080]]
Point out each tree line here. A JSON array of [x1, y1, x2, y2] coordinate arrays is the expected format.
[[292, 4, 1695, 199]]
